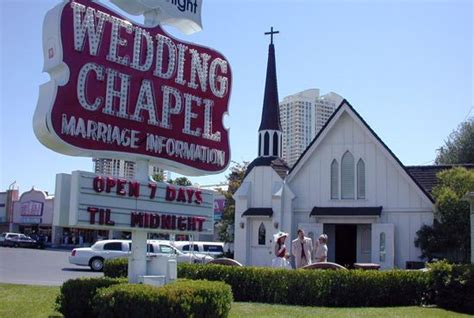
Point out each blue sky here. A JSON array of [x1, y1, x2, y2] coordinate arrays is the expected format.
[[0, 0, 472, 194]]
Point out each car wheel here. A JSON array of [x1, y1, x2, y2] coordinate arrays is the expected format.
[[14, 243, 19, 248], [89, 257, 104, 272]]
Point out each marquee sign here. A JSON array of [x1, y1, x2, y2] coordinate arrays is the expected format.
[[34, 0, 232, 175], [54, 171, 214, 234]]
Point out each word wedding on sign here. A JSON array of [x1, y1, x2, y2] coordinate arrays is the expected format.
[[34, 0, 232, 175], [55, 171, 214, 235]]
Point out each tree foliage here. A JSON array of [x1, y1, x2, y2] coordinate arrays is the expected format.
[[168, 177, 192, 186], [415, 167, 474, 263], [436, 118, 474, 164], [152, 173, 165, 182], [217, 161, 249, 243]]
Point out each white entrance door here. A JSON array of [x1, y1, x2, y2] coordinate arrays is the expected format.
[[250, 219, 272, 267], [357, 224, 372, 263], [371, 223, 395, 269]]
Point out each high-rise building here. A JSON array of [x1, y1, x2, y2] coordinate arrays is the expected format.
[[92, 158, 169, 180], [279, 89, 342, 167], [315, 91, 343, 135]]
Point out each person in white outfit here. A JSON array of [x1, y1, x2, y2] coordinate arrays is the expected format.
[[271, 231, 291, 269], [314, 234, 328, 262], [291, 229, 313, 268]]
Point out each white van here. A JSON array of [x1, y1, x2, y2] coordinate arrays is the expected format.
[[172, 241, 225, 258]]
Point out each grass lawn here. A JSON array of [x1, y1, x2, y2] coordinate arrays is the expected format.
[[0, 284, 62, 318], [229, 303, 472, 318], [0, 283, 470, 318]]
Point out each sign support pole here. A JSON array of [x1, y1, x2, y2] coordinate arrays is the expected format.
[[128, 230, 147, 283], [128, 160, 150, 283]]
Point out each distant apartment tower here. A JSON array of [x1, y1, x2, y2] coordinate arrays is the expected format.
[[279, 89, 342, 167], [93, 158, 169, 180], [315, 91, 343, 135]]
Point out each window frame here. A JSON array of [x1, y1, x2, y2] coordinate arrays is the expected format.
[[341, 151, 355, 199], [258, 223, 266, 245], [330, 159, 339, 199], [357, 158, 366, 199]]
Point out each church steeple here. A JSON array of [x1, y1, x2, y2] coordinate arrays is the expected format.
[[258, 27, 282, 158]]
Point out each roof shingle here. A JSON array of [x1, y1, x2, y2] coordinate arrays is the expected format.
[[244, 156, 289, 180], [406, 164, 474, 194]]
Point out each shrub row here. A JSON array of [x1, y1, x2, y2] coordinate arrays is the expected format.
[[103, 258, 474, 313], [427, 261, 474, 314], [56, 277, 232, 318], [104, 260, 428, 306], [177, 263, 429, 307]]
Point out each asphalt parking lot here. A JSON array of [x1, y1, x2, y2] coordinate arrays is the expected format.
[[0, 246, 102, 286]]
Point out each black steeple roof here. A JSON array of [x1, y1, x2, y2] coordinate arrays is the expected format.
[[258, 41, 282, 132]]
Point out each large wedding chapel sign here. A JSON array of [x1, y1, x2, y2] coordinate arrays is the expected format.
[[35, 0, 232, 239], [34, 0, 231, 175]]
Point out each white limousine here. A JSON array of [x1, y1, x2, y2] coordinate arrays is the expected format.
[[69, 239, 214, 271]]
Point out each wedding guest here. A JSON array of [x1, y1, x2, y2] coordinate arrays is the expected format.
[[291, 229, 313, 268]]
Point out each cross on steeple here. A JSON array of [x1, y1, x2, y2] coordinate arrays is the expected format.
[[264, 27, 279, 45]]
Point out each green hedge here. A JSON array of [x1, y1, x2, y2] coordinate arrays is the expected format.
[[55, 277, 126, 318], [104, 259, 474, 311], [104, 258, 128, 278], [428, 261, 474, 314], [178, 263, 429, 307], [93, 279, 232, 318], [104, 260, 429, 307]]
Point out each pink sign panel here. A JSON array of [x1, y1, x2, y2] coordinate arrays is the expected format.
[[213, 198, 225, 221], [20, 201, 44, 216], [34, 0, 232, 175]]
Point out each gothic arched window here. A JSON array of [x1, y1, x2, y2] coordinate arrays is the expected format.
[[273, 132, 279, 156], [357, 159, 366, 199], [341, 151, 355, 199], [379, 232, 386, 262], [331, 159, 339, 199], [264, 132, 270, 156], [258, 223, 266, 245]]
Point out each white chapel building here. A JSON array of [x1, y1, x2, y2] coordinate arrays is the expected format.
[[233, 36, 434, 269]]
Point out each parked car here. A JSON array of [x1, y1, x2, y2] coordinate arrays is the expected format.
[[69, 239, 213, 271], [172, 241, 225, 258], [1, 233, 44, 249], [0, 232, 21, 246]]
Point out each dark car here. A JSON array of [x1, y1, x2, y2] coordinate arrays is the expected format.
[[0, 232, 21, 246], [4, 234, 44, 249]]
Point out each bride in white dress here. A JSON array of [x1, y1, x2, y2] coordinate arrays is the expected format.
[[271, 231, 292, 269]]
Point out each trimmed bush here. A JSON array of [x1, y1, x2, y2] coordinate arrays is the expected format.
[[104, 257, 128, 278], [93, 279, 232, 318], [428, 261, 474, 314], [103, 259, 431, 307], [55, 277, 126, 318], [178, 263, 430, 307]]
